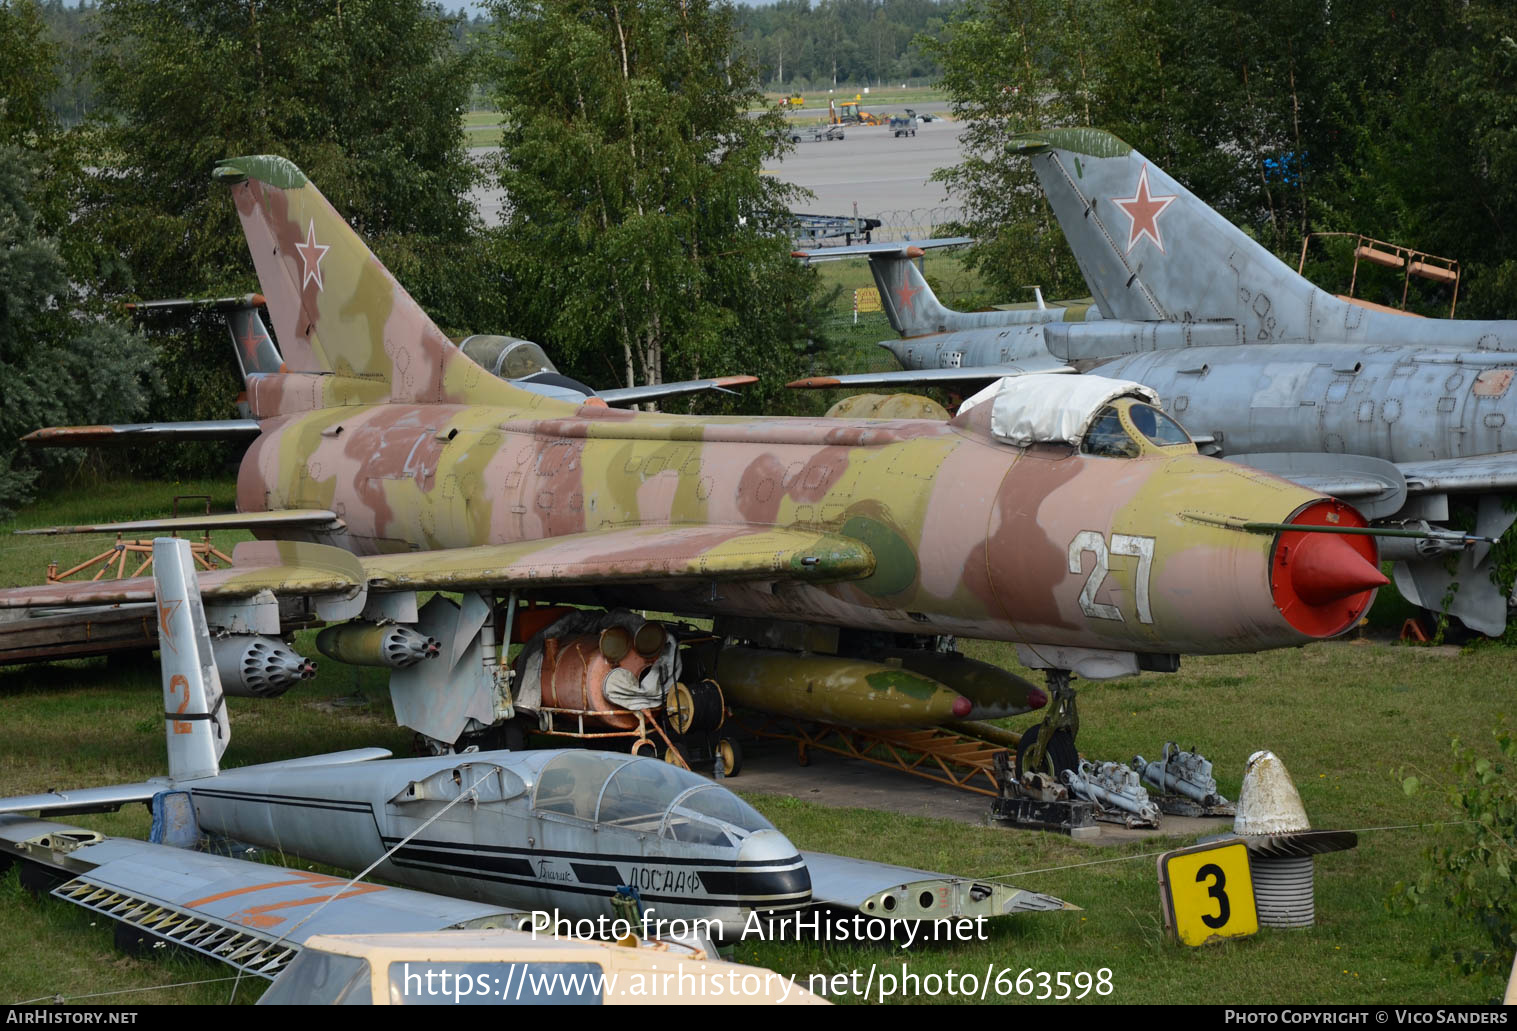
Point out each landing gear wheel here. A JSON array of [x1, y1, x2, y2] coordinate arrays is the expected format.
[[1015, 727, 1078, 779], [715, 736, 743, 777]]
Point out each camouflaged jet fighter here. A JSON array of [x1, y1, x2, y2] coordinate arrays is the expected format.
[[790, 128, 1517, 636], [0, 155, 1392, 769]]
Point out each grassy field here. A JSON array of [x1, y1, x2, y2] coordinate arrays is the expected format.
[[0, 480, 1509, 1004]]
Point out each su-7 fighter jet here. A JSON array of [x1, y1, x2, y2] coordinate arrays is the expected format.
[[790, 128, 1517, 635], [1, 155, 1391, 766]]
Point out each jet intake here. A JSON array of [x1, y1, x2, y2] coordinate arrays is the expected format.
[[315, 622, 441, 669], [210, 636, 316, 698]]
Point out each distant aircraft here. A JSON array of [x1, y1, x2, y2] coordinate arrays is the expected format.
[[790, 127, 1517, 635], [1, 154, 1393, 772]]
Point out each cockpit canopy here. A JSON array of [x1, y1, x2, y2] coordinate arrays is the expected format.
[[532, 751, 772, 847], [959, 374, 1193, 457]]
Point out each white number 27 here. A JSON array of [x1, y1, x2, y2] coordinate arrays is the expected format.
[[1068, 531, 1155, 624]]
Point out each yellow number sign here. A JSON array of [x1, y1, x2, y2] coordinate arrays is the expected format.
[[1158, 840, 1258, 946]]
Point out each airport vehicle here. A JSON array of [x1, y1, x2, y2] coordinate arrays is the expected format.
[[890, 110, 920, 137], [0, 155, 1391, 767], [831, 95, 882, 127], [789, 124, 845, 143], [789, 127, 1517, 634]]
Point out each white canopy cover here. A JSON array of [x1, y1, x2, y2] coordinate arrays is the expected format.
[[959, 374, 1161, 447]]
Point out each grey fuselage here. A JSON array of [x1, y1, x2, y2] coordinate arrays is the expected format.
[[181, 750, 810, 933]]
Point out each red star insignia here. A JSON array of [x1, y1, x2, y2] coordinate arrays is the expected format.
[[239, 319, 263, 364], [158, 597, 183, 653], [893, 278, 922, 314], [294, 219, 330, 291], [1112, 164, 1177, 254]]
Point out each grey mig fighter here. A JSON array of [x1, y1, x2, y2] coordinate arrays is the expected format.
[[791, 128, 1517, 634]]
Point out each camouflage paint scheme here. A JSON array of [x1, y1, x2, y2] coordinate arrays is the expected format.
[[789, 129, 1517, 635], [205, 155, 1371, 660]]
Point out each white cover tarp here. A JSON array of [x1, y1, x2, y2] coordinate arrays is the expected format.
[[958, 374, 1159, 447]]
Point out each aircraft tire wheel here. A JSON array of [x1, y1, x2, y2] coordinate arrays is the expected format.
[[1015, 727, 1078, 780], [715, 737, 743, 778]]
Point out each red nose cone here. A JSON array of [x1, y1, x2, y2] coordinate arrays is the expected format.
[[1291, 533, 1390, 605], [952, 695, 972, 718], [1026, 687, 1048, 710], [1272, 499, 1384, 638]]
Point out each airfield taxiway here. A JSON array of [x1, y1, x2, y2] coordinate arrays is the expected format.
[[468, 111, 969, 230]]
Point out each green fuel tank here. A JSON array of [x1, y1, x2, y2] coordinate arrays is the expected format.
[[715, 646, 971, 727], [876, 648, 1047, 720]]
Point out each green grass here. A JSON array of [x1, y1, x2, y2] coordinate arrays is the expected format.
[[0, 480, 1510, 1004]]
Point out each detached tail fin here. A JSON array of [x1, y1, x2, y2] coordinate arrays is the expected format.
[[1012, 128, 1325, 331], [153, 537, 229, 780], [212, 156, 547, 410]]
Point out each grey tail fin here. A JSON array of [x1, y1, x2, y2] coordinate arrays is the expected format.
[[225, 303, 286, 380], [153, 537, 229, 780], [867, 251, 959, 336], [1012, 128, 1326, 332]]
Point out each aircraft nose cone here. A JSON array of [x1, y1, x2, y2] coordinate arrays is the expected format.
[[1271, 498, 1384, 638], [1290, 533, 1389, 605]]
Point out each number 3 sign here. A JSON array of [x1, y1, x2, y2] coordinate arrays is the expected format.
[[1158, 840, 1258, 946]]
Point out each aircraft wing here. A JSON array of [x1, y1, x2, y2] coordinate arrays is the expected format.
[[0, 817, 522, 980], [1398, 453, 1517, 493], [0, 781, 172, 817], [0, 526, 873, 614], [22, 420, 263, 447], [802, 850, 1075, 919], [791, 237, 974, 262], [360, 524, 875, 592], [598, 375, 759, 406], [16, 509, 342, 537], [0, 539, 363, 610], [788, 361, 1074, 390]]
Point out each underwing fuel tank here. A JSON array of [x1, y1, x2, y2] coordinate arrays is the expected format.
[[875, 648, 1046, 720], [315, 621, 441, 670], [715, 647, 971, 727], [209, 636, 315, 698]]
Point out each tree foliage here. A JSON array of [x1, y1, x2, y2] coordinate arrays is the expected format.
[[735, 0, 962, 90], [479, 0, 823, 408], [933, 0, 1517, 318], [67, 0, 496, 477], [1395, 721, 1517, 1000], [0, 147, 155, 517]]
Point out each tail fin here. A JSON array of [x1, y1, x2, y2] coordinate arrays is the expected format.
[[212, 156, 548, 410], [867, 252, 1041, 336], [225, 303, 285, 379], [1012, 128, 1326, 332], [153, 537, 230, 780]]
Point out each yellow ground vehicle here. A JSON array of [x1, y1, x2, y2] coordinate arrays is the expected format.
[[778, 93, 805, 108], [833, 94, 883, 126]]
